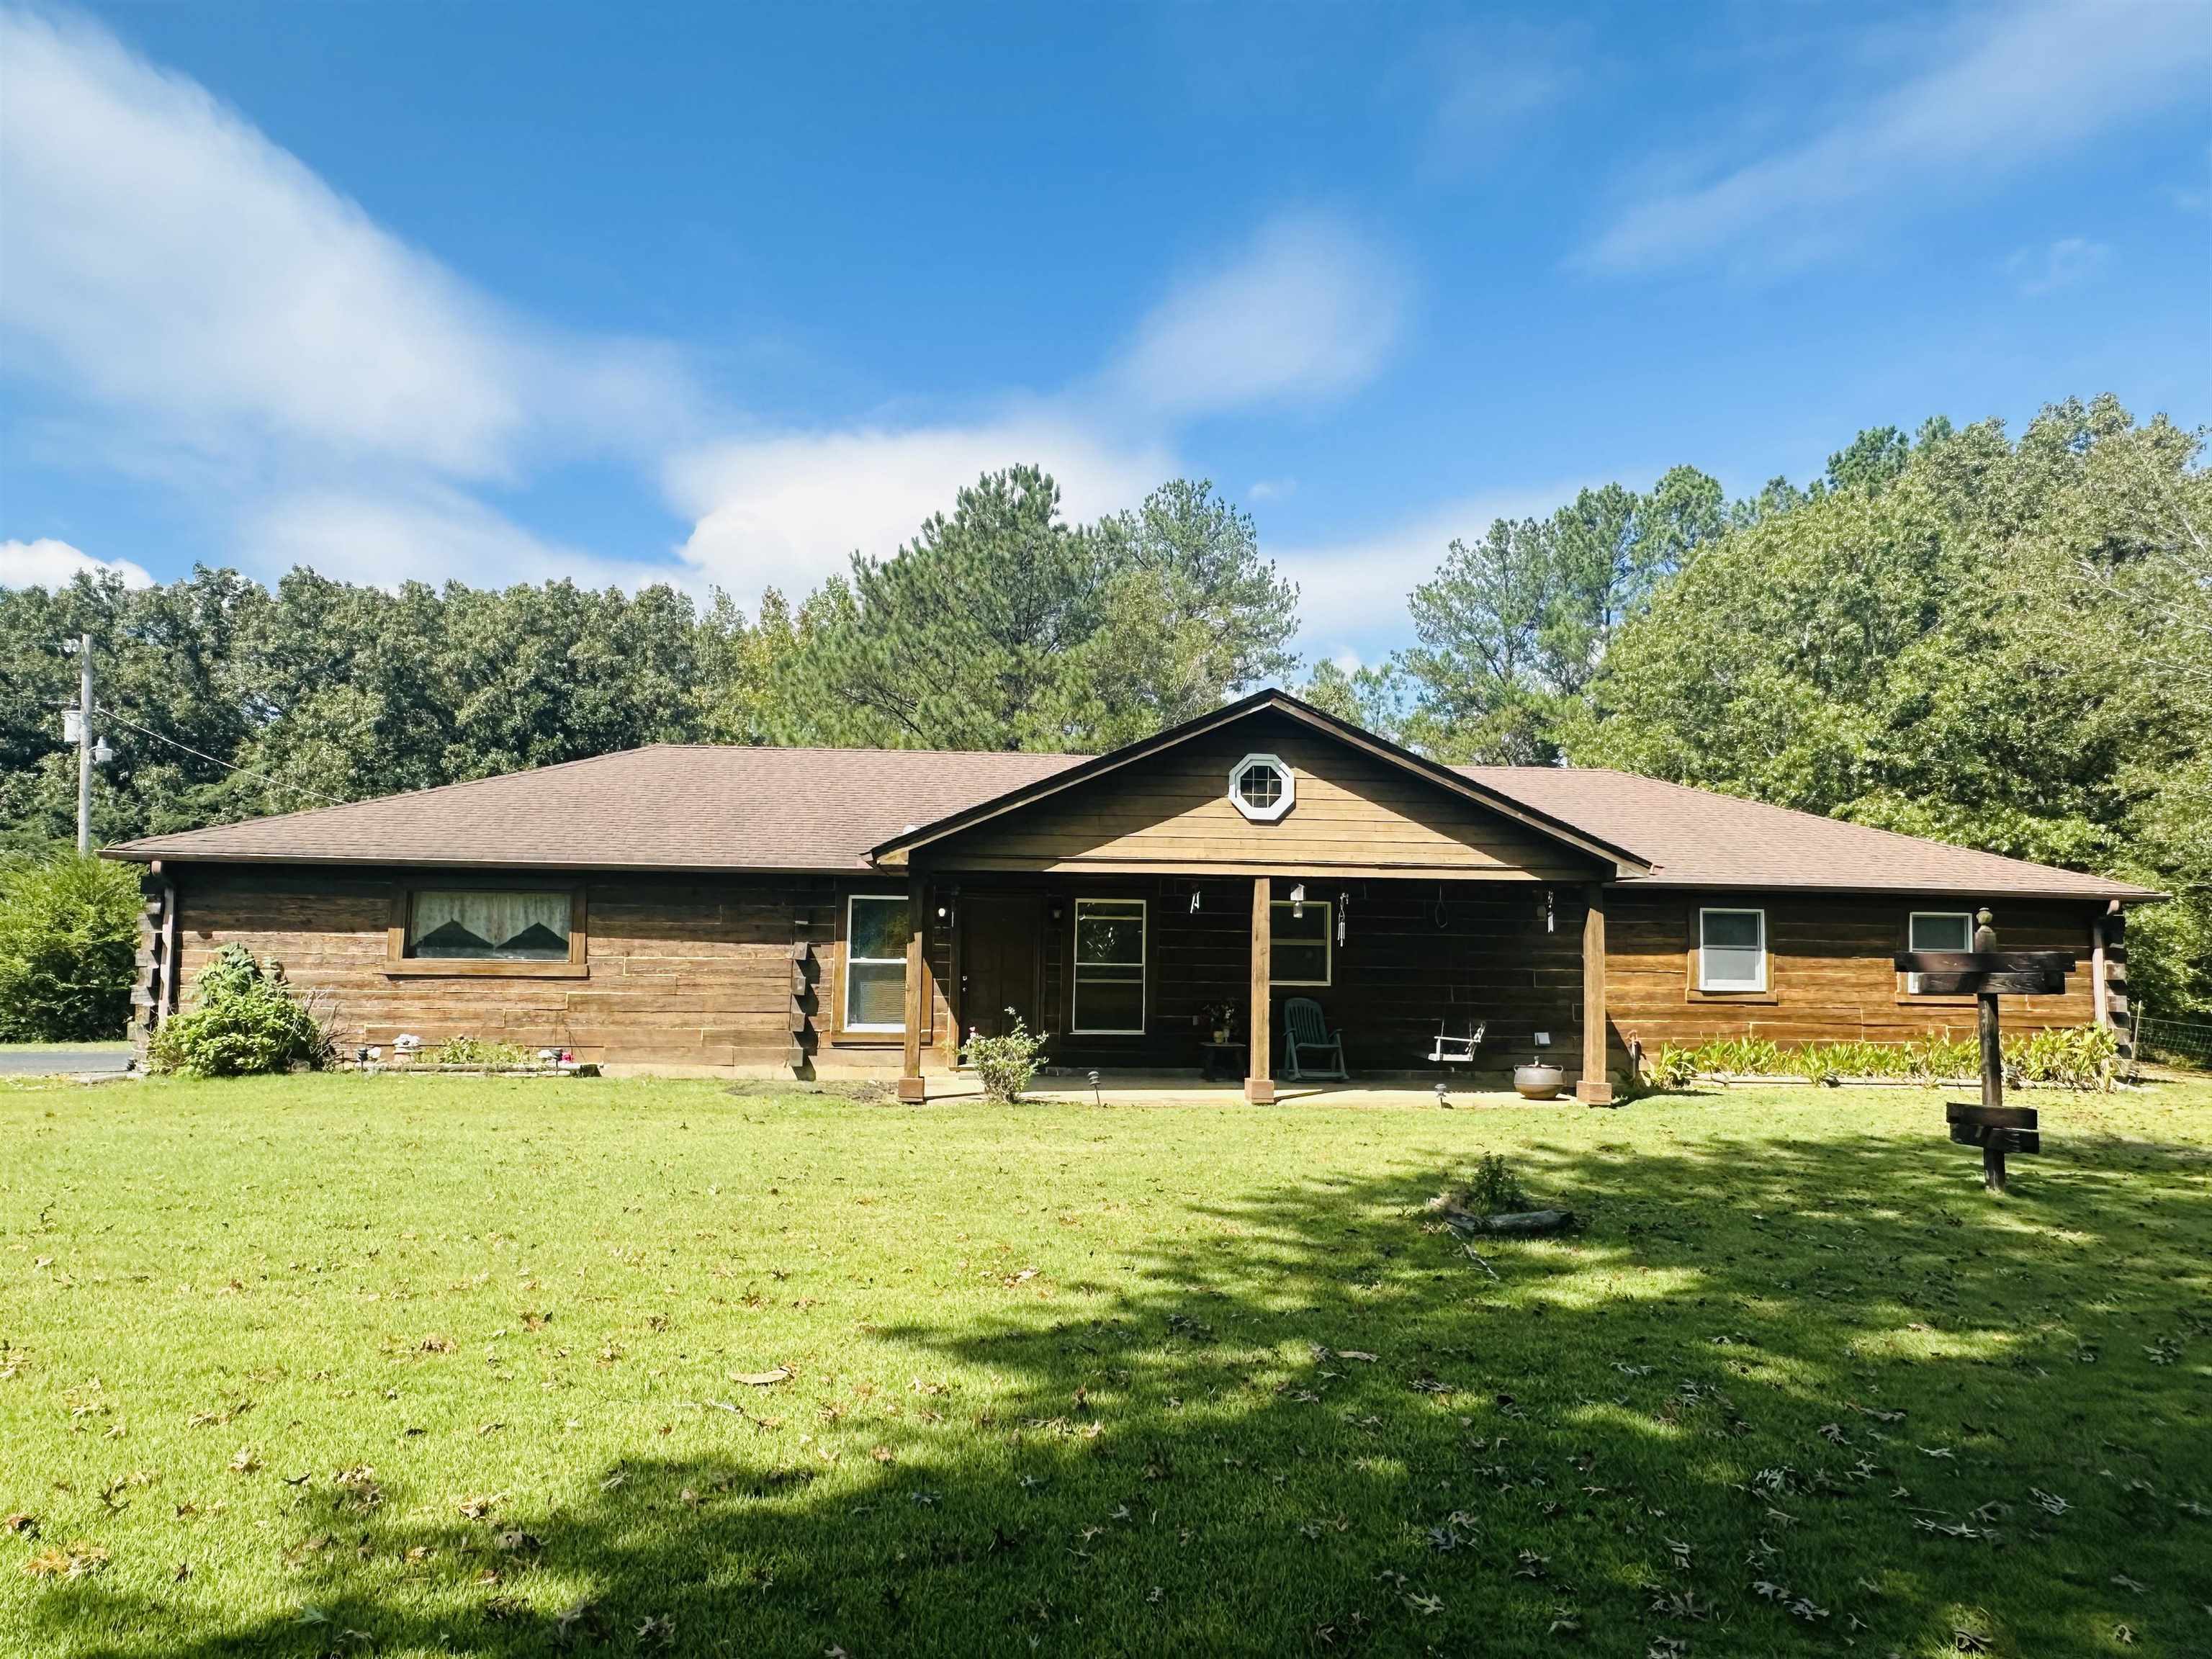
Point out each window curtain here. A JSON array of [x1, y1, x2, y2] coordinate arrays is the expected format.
[[408, 891, 570, 959]]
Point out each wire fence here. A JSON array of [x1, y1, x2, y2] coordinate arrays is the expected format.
[[2137, 1013, 2212, 1068]]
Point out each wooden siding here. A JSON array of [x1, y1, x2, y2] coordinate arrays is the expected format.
[[161, 865, 2104, 1082], [1603, 891, 2101, 1051], [932, 714, 1601, 880], [170, 866, 953, 1073]]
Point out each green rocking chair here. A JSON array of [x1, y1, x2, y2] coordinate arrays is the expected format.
[[1281, 997, 1348, 1082]]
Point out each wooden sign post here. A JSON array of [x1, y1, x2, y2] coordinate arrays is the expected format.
[[1892, 909, 2074, 1192]]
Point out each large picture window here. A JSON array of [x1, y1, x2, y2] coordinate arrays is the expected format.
[[1270, 900, 1331, 986], [387, 883, 587, 976], [845, 894, 909, 1033], [1698, 907, 1767, 992], [1907, 910, 1973, 994], [1072, 898, 1146, 1034], [406, 890, 572, 960]]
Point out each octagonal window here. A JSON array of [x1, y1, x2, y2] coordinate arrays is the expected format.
[[1228, 753, 1295, 822]]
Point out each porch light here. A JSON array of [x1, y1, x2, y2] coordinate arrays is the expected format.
[[1290, 884, 1305, 919], [1189, 887, 1200, 913]]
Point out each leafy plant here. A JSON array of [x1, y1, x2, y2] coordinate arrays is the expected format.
[[1657, 1028, 2115, 1090], [2006, 1024, 2119, 1091], [961, 1010, 1048, 1104], [1460, 1153, 1529, 1215], [0, 852, 140, 1041], [435, 1035, 530, 1068], [148, 945, 331, 1078]]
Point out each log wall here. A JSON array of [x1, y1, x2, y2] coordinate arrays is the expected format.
[[161, 866, 2105, 1082], [168, 866, 953, 1074], [1603, 891, 2100, 1051]]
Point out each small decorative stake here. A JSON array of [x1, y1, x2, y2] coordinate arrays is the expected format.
[[1894, 907, 2074, 1192]]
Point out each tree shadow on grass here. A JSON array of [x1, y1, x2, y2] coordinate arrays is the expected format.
[[36, 1128, 2212, 1658]]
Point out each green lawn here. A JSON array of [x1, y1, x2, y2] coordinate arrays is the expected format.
[[2, 1076, 2207, 1658]]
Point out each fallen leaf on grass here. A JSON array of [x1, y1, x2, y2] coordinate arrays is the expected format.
[[22, 1539, 107, 1578], [455, 1493, 503, 1519], [227, 1446, 259, 1475], [732, 1367, 791, 1387], [3, 1513, 37, 1538]]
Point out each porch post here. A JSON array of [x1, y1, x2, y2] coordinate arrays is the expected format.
[[1246, 876, 1274, 1104], [898, 870, 927, 1103], [1575, 882, 1614, 1105]]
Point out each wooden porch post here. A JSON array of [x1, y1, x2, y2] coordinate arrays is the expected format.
[[1245, 876, 1274, 1104], [1575, 882, 1614, 1105], [897, 871, 927, 1103]]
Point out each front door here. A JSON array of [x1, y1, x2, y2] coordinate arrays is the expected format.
[[962, 894, 1043, 1041]]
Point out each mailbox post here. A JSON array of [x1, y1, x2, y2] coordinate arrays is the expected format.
[[1892, 908, 2074, 1193]]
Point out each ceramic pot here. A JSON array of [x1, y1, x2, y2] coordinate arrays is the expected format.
[[1513, 1062, 1565, 1101]]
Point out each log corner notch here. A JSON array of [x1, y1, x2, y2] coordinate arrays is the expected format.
[[897, 870, 928, 1103], [132, 860, 178, 1056], [1573, 882, 1614, 1105], [1244, 875, 1275, 1105]]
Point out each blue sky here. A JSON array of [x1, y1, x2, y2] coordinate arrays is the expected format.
[[2, 0, 2207, 665]]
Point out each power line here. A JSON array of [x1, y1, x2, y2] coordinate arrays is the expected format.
[[91, 705, 352, 807]]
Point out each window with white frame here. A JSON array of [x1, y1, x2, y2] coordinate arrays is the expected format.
[[1907, 910, 1973, 994], [1697, 907, 1767, 992], [1270, 899, 1331, 986], [1228, 753, 1295, 822], [1072, 898, 1146, 1034], [844, 894, 909, 1032]]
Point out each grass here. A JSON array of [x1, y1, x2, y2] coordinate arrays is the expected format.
[[1, 1075, 2208, 1658]]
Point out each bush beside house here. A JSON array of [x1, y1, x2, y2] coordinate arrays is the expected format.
[[0, 851, 138, 1040]]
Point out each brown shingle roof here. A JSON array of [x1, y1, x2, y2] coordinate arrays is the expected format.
[[107, 745, 1082, 873], [1462, 767, 2154, 899], [107, 733, 2156, 901]]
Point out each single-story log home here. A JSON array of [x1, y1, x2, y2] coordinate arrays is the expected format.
[[107, 688, 2151, 1102]]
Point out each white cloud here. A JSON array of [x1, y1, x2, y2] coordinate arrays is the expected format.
[[0, 536, 155, 590], [1249, 477, 1298, 501], [1585, 1, 2211, 275], [1270, 486, 1587, 660], [2005, 236, 2110, 297], [666, 416, 1173, 598], [1106, 211, 1407, 417], [246, 487, 685, 592], [0, 8, 691, 480], [1426, 21, 1580, 163]]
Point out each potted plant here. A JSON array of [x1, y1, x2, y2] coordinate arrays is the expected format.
[[1200, 1002, 1236, 1043]]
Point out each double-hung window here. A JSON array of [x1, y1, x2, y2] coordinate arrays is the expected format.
[[845, 894, 909, 1033], [1072, 899, 1146, 1034], [1697, 907, 1767, 992], [1907, 910, 1973, 994]]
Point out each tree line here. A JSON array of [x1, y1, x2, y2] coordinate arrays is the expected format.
[[2, 395, 2205, 1020]]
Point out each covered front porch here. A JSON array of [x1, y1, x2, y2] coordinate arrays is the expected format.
[[860, 693, 1644, 1107], [887, 871, 1619, 1105]]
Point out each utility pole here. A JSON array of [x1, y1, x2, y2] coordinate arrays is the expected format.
[[75, 632, 94, 854]]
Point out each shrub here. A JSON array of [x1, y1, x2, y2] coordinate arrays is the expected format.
[[1461, 1153, 1529, 1214], [2007, 1023, 2118, 1090], [1658, 1028, 2115, 1090], [0, 852, 140, 1041], [435, 1035, 529, 1068], [961, 1010, 1047, 1102], [149, 945, 331, 1078]]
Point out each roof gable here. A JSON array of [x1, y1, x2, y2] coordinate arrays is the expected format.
[[870, 690, 1648, 878]]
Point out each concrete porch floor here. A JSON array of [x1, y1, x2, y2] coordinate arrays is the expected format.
[[917, 1070, 1583, 1108]]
